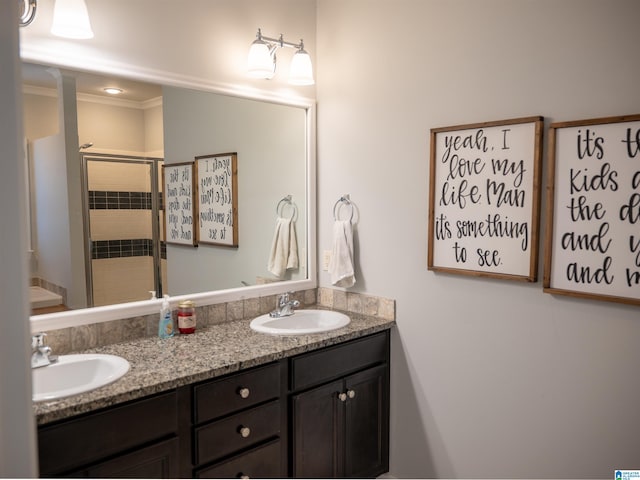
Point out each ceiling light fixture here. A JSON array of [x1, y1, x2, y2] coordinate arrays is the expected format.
[[103, 87, 123, 95], [51, 0, 94, 39], [247, 28, 314, 86]]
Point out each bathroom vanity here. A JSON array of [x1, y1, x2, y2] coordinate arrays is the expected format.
[[35, 313, 393, 478]]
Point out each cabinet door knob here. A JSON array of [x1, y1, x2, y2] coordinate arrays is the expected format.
[[238, 426, 251, 438], [347, 389, 356, 399], [338, 392, 347, 402], [238, 387, 250, 399]]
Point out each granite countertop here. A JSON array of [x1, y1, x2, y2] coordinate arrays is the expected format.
[[34, 310, 395, 425]]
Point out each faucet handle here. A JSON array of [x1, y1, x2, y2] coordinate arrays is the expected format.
[[32, 332, 47, 349], [31, 332, 56, 368], [277, 292, 290, 305]]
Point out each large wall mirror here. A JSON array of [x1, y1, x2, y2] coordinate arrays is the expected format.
[[23, 62, 316, 330]]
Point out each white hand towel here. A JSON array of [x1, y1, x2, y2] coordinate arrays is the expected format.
[[268, 216, 299, 278], [328, 220, 356, 288]]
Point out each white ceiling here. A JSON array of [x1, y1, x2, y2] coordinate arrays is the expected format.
[[22, 62, 162, 102]]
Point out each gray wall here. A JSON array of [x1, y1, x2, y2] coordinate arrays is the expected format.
[[316, 0, 640, 477], [163, 86, 307, 293]]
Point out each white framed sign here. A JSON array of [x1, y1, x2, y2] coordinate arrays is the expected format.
[[544, 114, 640, 305], [428, 116, 544, 281]]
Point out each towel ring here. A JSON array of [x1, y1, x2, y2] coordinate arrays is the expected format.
[[276, 195, 297, 220], [333, 195, 354, 223]]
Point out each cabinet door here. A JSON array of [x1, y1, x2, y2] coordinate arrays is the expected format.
[[38, 391, 178, 476], [291, 379, 344, 478], [344, 365, 389, 478], [80, 438, 179, 478]]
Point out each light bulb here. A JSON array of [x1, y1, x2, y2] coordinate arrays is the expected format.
[[247, 40, 275, 79], [51, 0, 94, 39], [289, 48, 314, 86]]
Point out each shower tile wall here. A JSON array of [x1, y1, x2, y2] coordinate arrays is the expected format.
[[91, 257, 156, 305], [88, 161, 164, 306]]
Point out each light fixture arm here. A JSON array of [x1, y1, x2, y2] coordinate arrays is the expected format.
[[255, 28, 305, 52]]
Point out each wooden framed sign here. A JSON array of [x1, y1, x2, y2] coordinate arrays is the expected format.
[[428, 116, 544, 281], [544, 114, 640, 305], [195, 152, 238, 247], [162, 162, 196, 246]]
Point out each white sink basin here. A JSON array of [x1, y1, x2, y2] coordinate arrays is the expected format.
[[33, 354, 130, 402], [250, 309, 350, 335]]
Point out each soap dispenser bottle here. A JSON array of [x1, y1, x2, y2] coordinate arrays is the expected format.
[[158, 294, 175, 339]]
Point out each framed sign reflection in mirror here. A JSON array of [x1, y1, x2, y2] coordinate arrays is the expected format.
[[195, 153, 239, 248], [162, 162, 196, 246]]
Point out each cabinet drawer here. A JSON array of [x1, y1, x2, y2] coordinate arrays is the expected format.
[[194, 400, 280, 465], [194, 362, 280, 423], [38, 391, 178, 475], [290, 331, 388, 391], [195, 438, 282, 478]]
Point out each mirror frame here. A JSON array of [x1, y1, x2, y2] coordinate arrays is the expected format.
[[24, 53, 317, 332]]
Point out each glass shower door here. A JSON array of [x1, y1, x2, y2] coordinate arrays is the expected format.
[[82, 154, 163, 307]]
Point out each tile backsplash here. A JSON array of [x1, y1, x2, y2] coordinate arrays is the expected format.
[[317, 287, 395, 320], [42, 288, 395, 355]]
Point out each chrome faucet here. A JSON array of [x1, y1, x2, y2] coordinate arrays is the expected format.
[[31, 332, 58, 369], [269, 292, 300, 318]]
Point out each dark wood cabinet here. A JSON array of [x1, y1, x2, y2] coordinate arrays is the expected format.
[[291, 378, 344, 478], [194, 438, 282, 479], [190, 362, 286, 478], [81, 438, 179, 478], [38, 391, 180, 477], [344, 365, 388, 478], [289, 331, 390, 478], [37, 330, 390, 479]]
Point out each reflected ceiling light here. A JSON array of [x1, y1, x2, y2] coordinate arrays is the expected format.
[[247, 28, 314, 86], [103, 87, 123, 95], [51, 0, 94, 39]]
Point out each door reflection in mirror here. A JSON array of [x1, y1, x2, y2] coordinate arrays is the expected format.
[[83, 154, 165, 307]]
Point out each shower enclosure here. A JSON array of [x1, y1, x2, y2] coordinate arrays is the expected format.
[[81, 153, 166, 307]]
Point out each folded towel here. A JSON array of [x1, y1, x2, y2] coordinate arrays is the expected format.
[[268, 216, 299, 278], [328, 220, 356, 288]]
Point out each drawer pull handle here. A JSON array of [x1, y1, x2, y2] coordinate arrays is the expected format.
[[238, 387, 250, 399], [238, 426, 251, 438], [338, 392, 347, 402], [347, 389, 356, 399], [238, 475, 250, 479]]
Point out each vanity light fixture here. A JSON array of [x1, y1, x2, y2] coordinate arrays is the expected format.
[[18, 0, 93, 38], [51, 0, 94, 39], [19, 0, 37, 27], [247, 28, 314, 86], [103, 87, 123, 95]]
